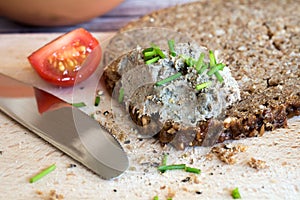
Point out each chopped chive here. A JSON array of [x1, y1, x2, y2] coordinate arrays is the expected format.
[[185, 57, 196, 67], [29, 164, 56, 183], [215, 71, 224, 83], [152, 44, 166, 58], [158, 164, 186, 173], [195, 53, 205, 72], [94, 96, 100, 106], [231, 187, 241, 199], [153, 196, 159, 200], [185, 166, 201, 174], [146, 56, 160, 64], [155, 72, 182, 86], [207, 63, 225, 76], [195, 81, 212, 91], [71, 102, 86, 107], [167, 198, 173, 200], [142, 47, 154, 54], [168, 40, 176, 57], [162, 154, 168, 166], [198, 64, 209, 75], [144, 50, 156, 57], [209, 50, 217, 67], [118, 88, 124, 103]]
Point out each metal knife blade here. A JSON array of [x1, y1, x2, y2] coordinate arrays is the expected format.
[[0, 73, 128, 179]]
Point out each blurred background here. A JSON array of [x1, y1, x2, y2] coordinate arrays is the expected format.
[[0, 0, 197, 33]]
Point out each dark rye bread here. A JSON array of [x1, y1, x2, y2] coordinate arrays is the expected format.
[[103, 0, 300, 148]]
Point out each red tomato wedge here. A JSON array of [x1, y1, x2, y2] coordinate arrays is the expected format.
[[28, 28, 102, 87]]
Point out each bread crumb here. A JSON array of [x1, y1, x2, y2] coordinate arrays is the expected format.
[[167, 187, 176, 199], [49, 190, 64, 200], [36, 190, 64, 200], [211, 143, 247, 164], [248, 157, 267, 169], [160, 185, 166, 190], [35, 190, 43, 195]]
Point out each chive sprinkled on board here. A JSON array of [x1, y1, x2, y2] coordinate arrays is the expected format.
[[153, 196, 159, 200], [71, 102, 86, 107], [162, 154, 168, 166], [158, 154, 201, 174], [94, 96, 100, 106], [155, 72, 182, 86], [231, 187, 241, 199], [158, 164, 186, 172], [29, 164, 56, 183], [168, 39, 176, 57], [185, 166, 201, 174]]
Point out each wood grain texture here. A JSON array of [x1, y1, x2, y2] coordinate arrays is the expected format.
[[0, 0, 300, 199], [0, 33, 300, 200]]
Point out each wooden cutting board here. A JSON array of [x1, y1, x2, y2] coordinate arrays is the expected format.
[[0, 32, 300, 200]]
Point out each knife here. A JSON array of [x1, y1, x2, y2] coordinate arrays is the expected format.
[[0, 73, 128, 179]]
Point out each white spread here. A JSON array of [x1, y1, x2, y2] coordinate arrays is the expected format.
[[115, 43, 241, 128]]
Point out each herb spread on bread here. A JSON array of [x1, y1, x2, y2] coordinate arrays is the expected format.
[[103, 41, 240, 149]]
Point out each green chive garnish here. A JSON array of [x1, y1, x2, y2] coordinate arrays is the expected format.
[[185, 166, 201, 174], [152, 44, 166, 58], [208, 50, 224, 82], [142, 47, 154, 54], [155, 72, 182, 86], [195, 53, 205, 72], [144, 50, 156, 58], [146, 56, 160, 64], [215, 71, 224, 83], [168, 40, 176, 57], [207, 63, 225, 76], [71, 102, 86, 107], [29, 164, 56, 183], [94, 96, 100, 106], [185, 57, 196, 67], [162, 154, 168, 166], [209, 50, 217, 67], [158, 164, 186, 173], [198, 64, 209, 75], [153, 196, 159, 200], [118, 88, 124, 103], [195, 81, 212, 91], [231, 187, 241, 199]]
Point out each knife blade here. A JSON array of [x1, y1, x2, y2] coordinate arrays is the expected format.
[[0, 73, 128, 179]]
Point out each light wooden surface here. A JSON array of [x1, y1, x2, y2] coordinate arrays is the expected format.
[[0, 33, 300, 200]]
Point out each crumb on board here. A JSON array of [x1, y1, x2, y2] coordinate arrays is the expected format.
[[248, 157, 267, 169], [36, 190, 64, 200], [210, 143, 247, 164], [167, 187, 176, 199]]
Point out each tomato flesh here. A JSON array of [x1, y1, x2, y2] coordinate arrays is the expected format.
[[28, 28, 101, 87]]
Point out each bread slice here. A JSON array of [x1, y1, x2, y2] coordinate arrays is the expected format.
[[102, 0, 300, 149]]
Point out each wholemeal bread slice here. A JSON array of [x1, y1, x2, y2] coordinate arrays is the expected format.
[[102, 0, 300, 149]]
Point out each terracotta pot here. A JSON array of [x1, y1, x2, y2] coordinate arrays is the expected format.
[[0, 0, 124, 26]]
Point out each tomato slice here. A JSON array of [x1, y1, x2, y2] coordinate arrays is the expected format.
[[28, 28, 102, 87]]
